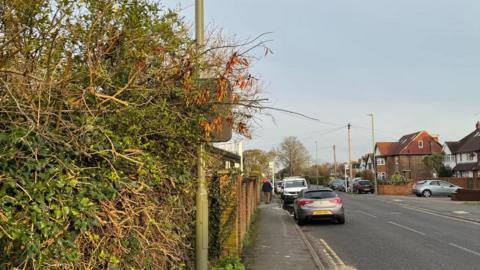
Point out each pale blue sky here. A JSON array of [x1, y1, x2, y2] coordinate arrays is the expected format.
[[170, 0, 480, 163]]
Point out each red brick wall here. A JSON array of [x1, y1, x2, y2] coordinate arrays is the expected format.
[[378, 182, 413, 195], [438, 177, 480, 190]]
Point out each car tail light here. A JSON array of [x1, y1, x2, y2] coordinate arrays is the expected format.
[[298, 199, 314, 206], [329, 197, 342, 205]]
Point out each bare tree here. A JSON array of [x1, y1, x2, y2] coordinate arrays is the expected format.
[[277, 136, 310, 176]]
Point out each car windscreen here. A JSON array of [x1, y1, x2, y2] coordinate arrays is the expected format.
[[285, 180, 306, 188], [304, 191, 336, 199], [359, 180, 371, 185]]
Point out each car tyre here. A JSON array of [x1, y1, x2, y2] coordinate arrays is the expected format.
[[415, 194, 421, 197], [296, 216, 305, 226], [422, 190, 432, 198], [337, 215, 345, 224]]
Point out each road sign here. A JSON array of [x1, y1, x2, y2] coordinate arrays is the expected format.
[[198, 78, 233, 142]]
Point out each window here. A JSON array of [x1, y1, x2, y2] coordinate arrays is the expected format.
[[377, 158, 385, 165], [285, 180, 306, 188], [395, 156, 399, 165], [418, 140, 424, 149], [429, 181, 439, 186], [303, 191, 336, 199]]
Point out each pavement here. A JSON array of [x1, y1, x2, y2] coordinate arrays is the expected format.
[[243, 195, 355, 270]]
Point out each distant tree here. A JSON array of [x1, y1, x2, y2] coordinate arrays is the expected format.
[[423, 152, 446, 177], [361, 170, 374, 180], [277, 136, 310, 176], [439, 166, 454, 177], [243, 149, 276, 176]]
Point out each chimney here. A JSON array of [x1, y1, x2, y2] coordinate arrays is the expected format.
[[476, 121, 480, 130]]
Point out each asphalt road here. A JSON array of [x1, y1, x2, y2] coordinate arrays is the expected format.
[[298, 193, 480, 270]]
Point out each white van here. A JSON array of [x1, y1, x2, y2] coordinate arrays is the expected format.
[[280, 177, 308, 204]]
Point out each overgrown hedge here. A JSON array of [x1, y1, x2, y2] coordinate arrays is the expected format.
[[0, 0, 258, 269]]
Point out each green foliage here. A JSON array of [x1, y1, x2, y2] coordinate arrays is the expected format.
[[423, 152, 445, 174], [212, 256, 245, 270], [390, 173, 407, 184], [439, 166, 454, 177]]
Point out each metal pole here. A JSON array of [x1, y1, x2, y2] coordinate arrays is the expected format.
[[195, 1, 208, 269], [315, 141, 319, 186], [369, 113, 378, 195], [333, 145, 337, 176], [348, 123, 353, 192]]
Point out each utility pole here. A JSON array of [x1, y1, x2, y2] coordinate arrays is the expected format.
[[368, 113, 378, 195], [315, 141, 319, 186], [333, 144, 337, 176], [289, 151, 293, 176], [195, 1, 208, 269], [348, 123, 353, 192]]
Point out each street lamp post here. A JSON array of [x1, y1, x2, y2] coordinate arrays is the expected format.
[[195, 1, 208, 270], [368, 113, 378, 195]]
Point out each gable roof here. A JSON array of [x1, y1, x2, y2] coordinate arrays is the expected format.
[[375, 131, 442, 156], [445, 141, 461, 153], [376, 142, 399, 156], [456, 129, 480, 153]]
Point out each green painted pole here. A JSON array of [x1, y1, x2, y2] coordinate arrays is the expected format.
[[195, 1, 208, 270]]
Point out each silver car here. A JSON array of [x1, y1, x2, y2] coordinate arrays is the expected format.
[[293, 188, 345, 226], [412, 180, 462, 197]]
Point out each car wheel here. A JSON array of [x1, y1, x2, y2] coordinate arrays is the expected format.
[[422, 190, 432, 198], [296, 216, 305, 226], [415, 194, 421, 197], [337, 215, 345, 224]]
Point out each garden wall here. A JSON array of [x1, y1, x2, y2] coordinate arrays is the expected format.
[[378, 182, 413, 195]]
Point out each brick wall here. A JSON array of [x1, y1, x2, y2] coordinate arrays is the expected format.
[[383, 155, 433, 180], [378, 182, 414, 195], [438, 177, 480, 190], [218, 174, 259, 256]]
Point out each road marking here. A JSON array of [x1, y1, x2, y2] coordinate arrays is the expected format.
[[449, 243, 480, 257], [357, 210, 377, 218], [399, 205, 480, 226], [452, 211, 470, 215], [319, 238, 346, 266], [388, 221, 426, 236], [393, 199, 404, 202]]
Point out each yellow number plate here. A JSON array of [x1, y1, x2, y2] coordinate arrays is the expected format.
[[313, 210, 331, 215]]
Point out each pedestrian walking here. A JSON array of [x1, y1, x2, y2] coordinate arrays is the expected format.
[[261, 178, 273, 204]]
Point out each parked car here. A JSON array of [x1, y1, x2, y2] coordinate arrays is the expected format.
[[281, 177, 308, 205], [293, 188, 345, 225], [412, 180, 462, 197], [329, 179, 346, 191], [353, 179, 374, 194], [275, 181, 283, 194]]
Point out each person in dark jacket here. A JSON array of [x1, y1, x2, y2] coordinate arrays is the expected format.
[[261, 178, 273, 204]]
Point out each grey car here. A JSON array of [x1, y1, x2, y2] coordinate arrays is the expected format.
[[412, 180, 462, 197], [293, 188, 345, 225]]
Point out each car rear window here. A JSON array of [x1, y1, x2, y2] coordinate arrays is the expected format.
[[304, 191, 336, 199], [285, 180, 306, 188], [416, 181, 426, 185]]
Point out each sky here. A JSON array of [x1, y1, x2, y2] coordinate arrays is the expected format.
[[168, 0, 480, 163]]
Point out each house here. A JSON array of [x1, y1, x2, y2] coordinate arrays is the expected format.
[[443, 122, 480, 179], [357, 154, 374, 172], [375, 131, 443, 180]]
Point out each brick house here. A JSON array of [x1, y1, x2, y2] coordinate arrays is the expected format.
[[443, 122, 480, 179], [375, 131, 443, 181]]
